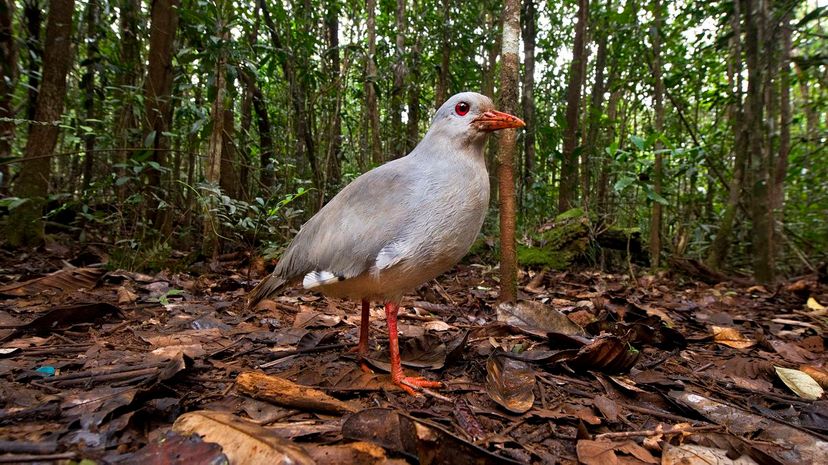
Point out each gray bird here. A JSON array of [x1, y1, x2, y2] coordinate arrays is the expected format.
[[248, 92, 525, 394]]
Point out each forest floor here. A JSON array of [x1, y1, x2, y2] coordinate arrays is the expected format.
[[0, 243, 826, 465]]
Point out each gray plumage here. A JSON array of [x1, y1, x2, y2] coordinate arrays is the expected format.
[[248, 92, 509, 307]]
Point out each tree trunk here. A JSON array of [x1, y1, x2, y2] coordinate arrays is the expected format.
[[248, 76, 274, 194], [582, 0, 610, 212], [23, 1, 41, 121], [558, 0, 588, 213], [498, 0, 520, 304], [389, 0, 406, 159], [365, 0, 382, 165], [260, 1, 317, 186], [219, 107, 238, 199], [203, 24, 228, 258], [81, 0, 99, 193], [745, 0, 773, 283], [114, 0, 141, 201], [773, 11, 791, 217], [324, 2, 342, 191], [649, 0, 664, 269], [144, 0, 179, 229], [707, 0, 747, 270], [520, 0, 536, 197], [0, 0, 17, 195], [7, 0, 74, 247]]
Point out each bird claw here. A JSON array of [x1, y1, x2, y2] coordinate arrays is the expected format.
[[394, 375, 443, 396]]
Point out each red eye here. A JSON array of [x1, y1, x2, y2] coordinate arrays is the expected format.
[[455, 102, 470, 116]]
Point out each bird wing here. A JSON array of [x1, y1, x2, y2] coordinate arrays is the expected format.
[[273, 159, 418, 284]]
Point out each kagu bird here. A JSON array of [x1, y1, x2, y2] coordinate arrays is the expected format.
[[248, 92, 525, 394]]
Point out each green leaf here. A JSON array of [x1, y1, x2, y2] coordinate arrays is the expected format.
[[613, 176, 636, 192]]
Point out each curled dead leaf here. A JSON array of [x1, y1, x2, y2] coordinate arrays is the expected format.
[[235, 371, 357, 415], [712, 325, 756, 349], [775, 366, 825, 400], [485, 353, 535, 414]]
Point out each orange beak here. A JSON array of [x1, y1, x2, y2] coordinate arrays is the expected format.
[[472, 110, 526, 132]]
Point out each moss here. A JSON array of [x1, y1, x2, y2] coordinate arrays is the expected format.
[[518, 208, 591, 270]]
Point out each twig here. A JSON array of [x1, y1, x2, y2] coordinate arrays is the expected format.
[[400, 379, 452, 402], [623, 404, 703, 424], [257, 343, 353, 369], [594, 424, 720, 440]]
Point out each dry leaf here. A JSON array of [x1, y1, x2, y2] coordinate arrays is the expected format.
[[711, 326, 756, 349], [799, 365, 828, 389], [173, 410, 315, 465], [662, 444, 758, 465], [775, 366, 825, 400], [806, 297, 826, 313], [485, 353, 535, 414], [235, 371, 357, 415], [0, 267, 104, 296]]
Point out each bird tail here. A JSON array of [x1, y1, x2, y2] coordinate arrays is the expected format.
[[247, 274, 287, 309]]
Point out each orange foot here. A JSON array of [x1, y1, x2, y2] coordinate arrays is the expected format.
[[346, 346, 374, 374], [394, 375, 443, 396]]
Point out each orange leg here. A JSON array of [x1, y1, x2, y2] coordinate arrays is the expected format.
[[385, 301, 442, 395], [348, 299, 373, 373]]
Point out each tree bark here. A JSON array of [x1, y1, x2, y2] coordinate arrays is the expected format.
[[0, 0, 17, 194], [114, 0, 141, 200], [773, 11, 791, 217], [435, 0, 451, 107], [324, 2, 343, 191], [22, 1, 41, 121], [144, 0, 179, 229], [365, 0, 382, 165], [558, 0, 588, 213], [219, 107, 238, 199], [81, 0, 99, 193], [8, 0, 75, 247], [745, 0, 773, 283], [649, 0, 664, 269], [707, 0, 747, 270], [521, 0, 536, 196], [203, 24, 228, 258], [498, 0, 520, 304], [389, 0, 406, 159], [582, 0, 610, 211]]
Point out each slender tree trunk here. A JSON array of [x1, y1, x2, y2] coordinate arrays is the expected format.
[[23, 1, 41, 121], [365, 0, 382, 165], [7, 0, 75, 247], [325, 3, 343, 191], [707, 0, 747, 269], [582, 4, 609, 212], [521, 0, 536, 198], [81, 0, 99, 193], [745, 0, 773, 282], [596, 88, 621, 214], [773, 11, 791, 217], [558, 0, 588, 213], [435, 0, 451, 107], [248, 77, 274, 193], [649, 0, 664, 268], [219, 106, 238, 199], [260, 1, 317, 186], [498, 0, 520, 304], [238, 77, 252, 201], [389, 0, 406, 159], [144, 0, 179, 230], [203, 24, 228, 258], [114, 0, 141, 201], [0, 0, 17, 194]]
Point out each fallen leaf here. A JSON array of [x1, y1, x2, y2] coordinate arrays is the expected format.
[[485, 353, 535, 414], [235, 371, 357, 415], [593, 395, 619, 422], [293, 310, 341, 328], [172, 410, 315, 465], [662, 444, 758, 465], [306, 441, 406, 465], [342, 408, 522, 465], [496, 300, 585, 336], [0, 267, 104, 296], [119, 431, 228, 465], [806, 297, 826, 312], [366, 333, 447, 371], [672, 391, 828, 464], [799, 365, 828, 389], [576, 439, 658, 465], [712, 326, 756, 349], [117, 286, 138, 304], [775, 366, 825, 400]]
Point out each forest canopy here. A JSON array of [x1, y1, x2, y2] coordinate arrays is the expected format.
[[0, 0, 826, 283]]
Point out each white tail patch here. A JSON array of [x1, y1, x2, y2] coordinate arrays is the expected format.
[[302, 270, 342, 289]]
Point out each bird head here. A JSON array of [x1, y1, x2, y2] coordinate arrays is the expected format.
[[425, 92, 526, 151]]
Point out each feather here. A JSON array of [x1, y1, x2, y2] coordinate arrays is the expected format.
[[303, 270, 344, 289]]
